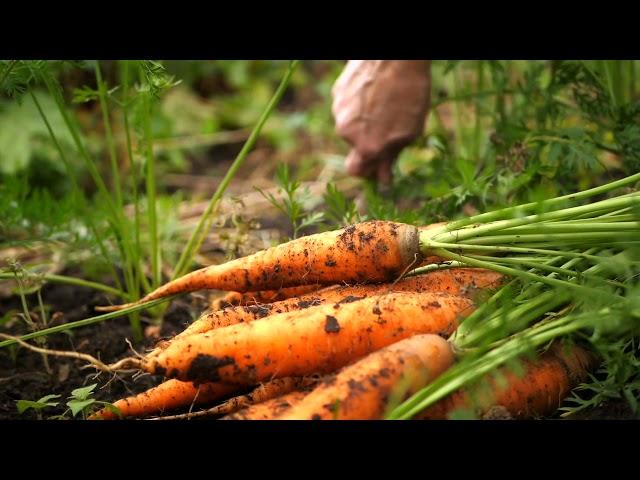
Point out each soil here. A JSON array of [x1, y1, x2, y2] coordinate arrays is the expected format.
[[0, 273, 206, 420]]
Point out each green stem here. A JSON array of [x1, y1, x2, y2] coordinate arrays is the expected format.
[[171, 60, 300, 280], [141, 88, 161, 289], [408, 261, 468, 276], [452, 65, 466, 158], [36, 289, 48, 328], [465, 254, 625, 288], [459, 231, 639, 246], [121, 60, 150, 294], [443, 171, 640, 232], [430, 194, 640, 244], [453, 252, 592, 340], [41, 64, 137, 308], [630, 60, 636, 100], [457, 291, 570, 349], [94, 61, 139, 318], [428, 248, 620, 298], [13, 273, 34, 328], [499, 222, 639, 235], [41, 65, 117, 218], [424, 240, 603, 260], [0, 273, 128, 299], [29, 89, 125, 294], [94, 62, 123, 211], [604, 60, 622, 108], [473, 60, 485, 161]]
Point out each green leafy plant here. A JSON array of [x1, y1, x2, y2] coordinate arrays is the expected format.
[[560, 338, 640, 418], [16, 394, 61, 419], [256, 163, 324, 239], [16, 384, 121, 420], [322, 182, 360, 228]]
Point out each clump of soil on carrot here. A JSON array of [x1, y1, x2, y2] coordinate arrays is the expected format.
[[0, 273, 201, 420]]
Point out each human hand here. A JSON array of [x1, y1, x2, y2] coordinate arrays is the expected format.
[[332, 60, 431, 185]]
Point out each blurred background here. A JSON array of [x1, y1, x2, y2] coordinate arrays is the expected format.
[[1, 59, 638, 301]]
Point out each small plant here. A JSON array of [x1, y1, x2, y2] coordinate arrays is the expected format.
[[16, 383, 120, 420], [16, 394, 61, 420], [256, 163, 324, 239], [560, 338, 640, 418], [322, 182, 360, 227]]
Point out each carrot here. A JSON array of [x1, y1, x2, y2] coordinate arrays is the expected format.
[[221, 390, 312, 420], [210, 285, 323, 310], [138, 291, 474, 384], [276, 334, 456, 420], [154, 376, 319, 419], [96, 220, 421, 312], [416, 343, 598, 419], [170, 268, 501, 338], [89, 379, 239, 420], [148, 266, 496, 355]]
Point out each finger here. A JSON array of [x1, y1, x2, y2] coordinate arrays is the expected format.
[[376, 155, 395, 186], [345, 150, 376, 178]]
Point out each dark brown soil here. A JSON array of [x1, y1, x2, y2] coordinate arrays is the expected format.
[[0, 273, 203, 420]]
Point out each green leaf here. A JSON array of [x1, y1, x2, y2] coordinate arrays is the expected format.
[[38, 394, 62, 404], [67, 398, 96, 417], [16, 394, 61, 414], [72, 86, 100, 104], [70, 383, 97, 401], [623, 387, 638, 413]]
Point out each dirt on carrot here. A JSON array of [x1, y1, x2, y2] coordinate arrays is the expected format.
[[164, 268, 502, 340], [90, 378, 240, 420], [210, 285, 323, 310], [221, 390, 312, 420], [96, 220, 422, 312], [138, 291, 474, 384], [276, 334, 455, 420]]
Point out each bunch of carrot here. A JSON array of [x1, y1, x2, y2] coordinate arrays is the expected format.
[[88, 172, 640, 420]]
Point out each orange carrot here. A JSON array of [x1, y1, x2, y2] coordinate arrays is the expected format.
[[172, 268, 501, 338], [138, 291, 473, 384], [96, 221, 421, 312], [416, 343, 598, 419], [210, 285, 323, 310], [154, 376, 319, 419], [276, 334, 455, 420], [89, 379, 239, 420], [221, 390, 312, 420]]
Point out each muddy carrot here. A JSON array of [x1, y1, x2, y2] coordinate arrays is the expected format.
[[276, 334, 455, 420], [96, 220, 421, 312], [171, 268, 501, 338], [221, 390, 313, 420], [416, 343, 597, 419], [154, 376, 319, 419], [137, 291, 473, 384], [210, 285, 323, 310], [89, 379, 239, 420]]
